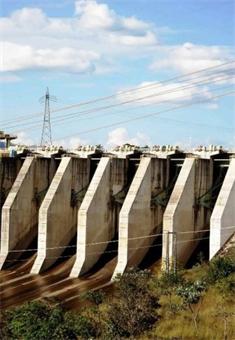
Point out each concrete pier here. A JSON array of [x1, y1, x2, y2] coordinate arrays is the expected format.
[[31, 156, 90, 274], [162, 157, 212, 270], [0, 145, 234, 282], [112, 156, 170, 278], [210, 158, 235, 259], [70, 157, 127, 277], [0, 156, 56, 269]]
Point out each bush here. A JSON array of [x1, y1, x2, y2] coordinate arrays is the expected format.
[[65, 313, 98, 339], [215, 274, 235, 297], [83, 289, 105, 305], [106, 268, 160, 338], [0, 310, 8, 340], [4, 301, 98, 340], [155, 270, 184, 295], [176, 280, 206, 305], [206, 256, 235, 284], [176, 280, 206, 332]]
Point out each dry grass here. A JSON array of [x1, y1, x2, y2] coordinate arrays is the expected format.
[[147, 264, 235, 340]]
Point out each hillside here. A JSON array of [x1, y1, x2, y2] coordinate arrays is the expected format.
[[1, 247, 234, 340]]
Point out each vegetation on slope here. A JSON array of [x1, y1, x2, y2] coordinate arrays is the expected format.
[[1, 253, 234, 340]]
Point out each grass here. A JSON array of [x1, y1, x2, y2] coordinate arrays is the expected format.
[[147, 260, 235, 340]]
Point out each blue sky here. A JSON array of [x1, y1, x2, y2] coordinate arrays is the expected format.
[[0, 0, 234, 148]]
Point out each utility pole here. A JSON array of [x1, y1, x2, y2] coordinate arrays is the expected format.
[[165, 231, 177, 274], [40, 87, 56, 146], [172, 231, 177, 274]]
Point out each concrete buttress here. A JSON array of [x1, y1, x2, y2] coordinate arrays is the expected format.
[[112, 156, 168, 278], [31, 156, 90, 274], [162, 157, 212, 270], [70, 157, 126, 277], [0, 156, 56, 269], [210, 157, 235, 259]]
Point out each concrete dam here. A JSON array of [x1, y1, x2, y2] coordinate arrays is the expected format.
[[0, 143, 235, 309]]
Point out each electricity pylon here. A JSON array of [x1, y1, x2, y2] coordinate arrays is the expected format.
[[40, 87, 56, 146]]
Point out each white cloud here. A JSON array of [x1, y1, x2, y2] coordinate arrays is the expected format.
[[116, 80, 214, 106], [121, 16, 149, 31], [14, 131, 34, 145], [1, 2, 233, 84], [10, 7, 48, 28], [75, 0, 153, 33], [106, 127, 151, 147], [206, 103, 219, 110], [75, 0, 116, 29], [13, 133, 88, 149], [0, 1, 157, 74], [1, 41, 99, 73], [151, 43, 232, 74], [55, 136, 88, 149], [110, 31, 156, 47]]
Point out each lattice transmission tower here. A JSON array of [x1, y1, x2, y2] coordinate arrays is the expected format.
[[40, 87, 57, 146]]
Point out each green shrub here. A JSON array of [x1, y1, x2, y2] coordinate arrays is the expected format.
[[176, 280, 206, 305], [176, 280, 206, 332], [4, 301, 97, 340], [215, 274, 235, 297], [155, 270, 184, 295], [106, 268, 160, 338], [65, 313, 98, 339], [83, 289, 105, 305], [206, 256, 235, 284]]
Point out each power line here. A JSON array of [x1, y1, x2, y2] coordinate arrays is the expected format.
[[5, 225, 234, 254], [43, 82, 234, 131], [33, 74, 235, 127], [3, 235, 230, 264], [6, 73, 235, 133], [58, 89, 235, 139], [1, 60, 234, 128], [7, 72, 235, 130], [39, 83, 234, 134], [49, 60, 234, 114]]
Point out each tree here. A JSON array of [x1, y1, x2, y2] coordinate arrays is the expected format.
[[176, 280, 206, 332], [153, 270, 184, 313], [106, 268, 159, 338]]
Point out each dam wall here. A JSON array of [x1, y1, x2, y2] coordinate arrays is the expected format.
[[0, 156, 23, 221], [70, 157, 128, 277], [162, 157, 213, 270], [210, 157, 235, 258], [31, 156, 91, 274], [112, 155, 177, 278], [0, 145, 234, 278], [0, 156, 57, 269]]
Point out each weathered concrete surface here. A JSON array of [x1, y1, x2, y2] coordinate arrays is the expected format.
[[217, 232, 235, 257], [70, 157, 127, 277], [0, 156, 56, 269], [162, 157, 212, 270], [0, 157, 23, 223], [31, 157, 90, 274], [210, 158, 235, 259], [112, 157, 169, 278]]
